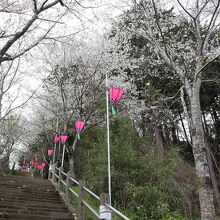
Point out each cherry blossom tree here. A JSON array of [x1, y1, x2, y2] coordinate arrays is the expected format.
[[106, 0, 220, 219]]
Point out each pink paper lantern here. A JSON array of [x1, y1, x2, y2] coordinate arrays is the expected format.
[[54, 136, 60, 143], [60, 136, 68, 144], [109, 88, 124, 114], [47, 150, 53, 157], [75, 121, 85, 139], [36, 162, 46, 170], [75, 121, 85, 133]]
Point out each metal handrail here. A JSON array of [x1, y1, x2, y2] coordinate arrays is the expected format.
[[61, 171, 67, 176], [106, 204, 130, 220], [51, 165, 130, 220], [69, 176, 79, 185], [82, 200, 100, 219], [82, 186, 100, 201], [69, 187, 79, 198], [61, 179, 66, 185]]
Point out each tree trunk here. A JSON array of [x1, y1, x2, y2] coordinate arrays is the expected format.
[[206, 143, 220, 215], [212, 110, 220, 144], [202, 111, 209, 136], [186, 79, 215, 220], [203, 113, 220, 214], [67, 135, 78, 178], [179, 110, 191, 144], [154, 125, 165, 159], [171, 125, 178, 143], [68, 154, 75, 178]]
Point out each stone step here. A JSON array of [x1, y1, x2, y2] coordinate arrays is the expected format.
[[0, 190, 59, 200], [0, 183, 55, 189], [0, 212, 74, 220], [0, 191, 61, 202], [0, 186, 58, 195], [0, 172, 74, 219], [0, 202, 68, 212], [0, 209, 73, 218], [0, 197, 66, 207], [0, 196, 62, 204]]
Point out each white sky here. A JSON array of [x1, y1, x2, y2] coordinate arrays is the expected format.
[[6, 0, 132, 116]]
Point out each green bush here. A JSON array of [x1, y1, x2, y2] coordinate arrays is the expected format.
[[73, 117, 199, 219], [3, 169, 11, 175]]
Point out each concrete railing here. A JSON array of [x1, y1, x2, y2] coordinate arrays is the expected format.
[[49, 163, 130, 220]]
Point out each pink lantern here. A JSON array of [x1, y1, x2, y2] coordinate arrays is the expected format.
[[109, 88, 124, 114], [30, 160, 34, 165], [60, 136, 68, 144], [48, 150, 53, 157], [36, 162, 46, 170], [75, 121, 85, 139], [54, 136, 60, 143]]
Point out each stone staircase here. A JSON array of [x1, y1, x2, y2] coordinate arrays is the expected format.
[[0, 171, 74, 219]]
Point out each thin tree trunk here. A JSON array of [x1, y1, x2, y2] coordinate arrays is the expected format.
[[163, 124, 170, 144], [203, 113, 220, 213], [67, 135, 78, 178], [202, 111, 209, 136], [187, 79, 215, 220], [154, 125, 165, 159], [179, 110, 191, 144], [205, 142, 220, 215], [171, 125, 178, 143], [68, 153, 75, 178]]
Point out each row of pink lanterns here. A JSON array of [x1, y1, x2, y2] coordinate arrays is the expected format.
[[47, 87, 124, 157], [28, 88, 124, 175], [53, 120, 85, 145], [50, 88, 123, 145], [46, 121, 86, 166], [30, 156, 46, 170]]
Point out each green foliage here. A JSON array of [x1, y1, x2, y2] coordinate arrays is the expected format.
[[74, 116, 199, 219], [3, 168, 11, 175]]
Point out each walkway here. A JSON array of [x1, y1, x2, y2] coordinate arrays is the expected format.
[[0, 171, 74, 219]]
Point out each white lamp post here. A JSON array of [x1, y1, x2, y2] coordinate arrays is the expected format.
[[105, 73, 112, 206]]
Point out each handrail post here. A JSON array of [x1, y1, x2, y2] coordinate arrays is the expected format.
[[99, 193, 111, 220], [77, 180, 85, 220], [52, 162, 57, 183], [65, 171, 71, 204], [48, 160, 52, 179], [11, 162, 16, 175], [58, 166, 63, 191]]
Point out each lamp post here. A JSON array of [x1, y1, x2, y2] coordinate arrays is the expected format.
[[60, 136, 67, 167], [53, 118, 59, 164], [105, 73, 112, 206], [53, 136, 60, 163], [61, 144, 65, 167], [105, 74, 124, 208]]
